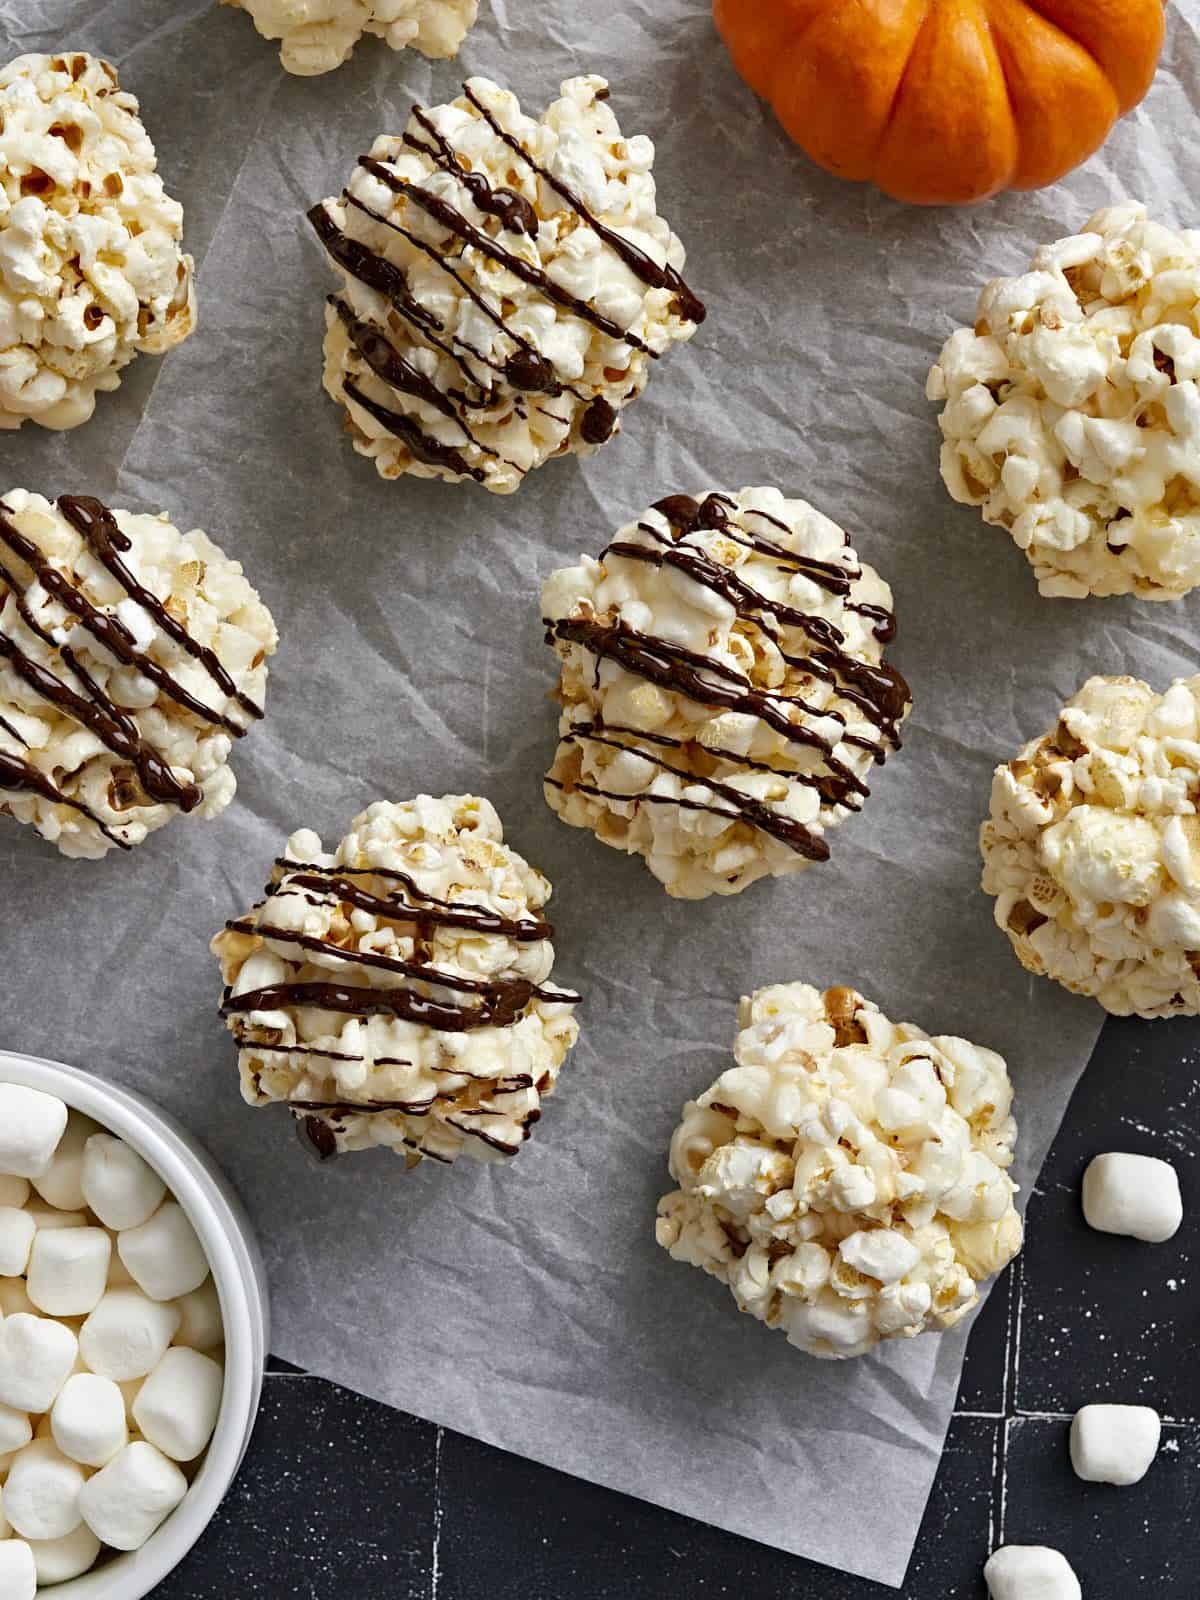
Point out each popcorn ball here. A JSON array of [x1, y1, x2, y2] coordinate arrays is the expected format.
[[542, 488, 911, 899], [225, 0, 477, 75], [0, 53, 195, 432], [307, 75, 704, 493], [655, 984, 1022, 1360], [0, 488, 278, 859], [929, 202, 1200, 600], [212, 794, 582, 1165], [981, 674, 1200, 1016]]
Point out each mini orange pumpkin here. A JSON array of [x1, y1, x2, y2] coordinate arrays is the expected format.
[[713, 0, 1167, 205]]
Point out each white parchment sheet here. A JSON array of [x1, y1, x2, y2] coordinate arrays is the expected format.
[[3, 2, 1199, 1584]]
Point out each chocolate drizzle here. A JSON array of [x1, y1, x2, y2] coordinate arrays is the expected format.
[[341, 378, 486, 482], [221, 978, 537, 1032], [581, 396, 618, 445], [545, 493, 910, 860], [276, 862, 554, 942], [0, 750, 127, 848], [406, 106, 538, 236]]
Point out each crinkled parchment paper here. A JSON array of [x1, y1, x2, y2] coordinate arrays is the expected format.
[[3, 1, 1199, 1584]]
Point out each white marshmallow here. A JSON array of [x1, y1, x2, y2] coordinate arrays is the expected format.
[[105, 1235, 136, 1287], [3, 1439, 86, 1540], [81, 1135, 166, 1232], [30, 1114, 100, 1212], [172, 1277, 224, 1351], [51, 1373, 128, 1468], [118, 1203, 208, 1302], [0, 1314, 78, 1412], [1082, 1152, 1183, 1242], [0, 1540, 35, 1600], [1071, 1403, 1161, 1485], [0, 1087, 68, 1179], [134, 1348, 223, 1462], [28, 1520, 101, 1584], [117, 1378, 143, 1420], [79, 1441, 187, 1551], [27, 1206, 86, 1232], [78, 1289, 180, 1382], [0, 1178, 29, 1208], [0, 1207, 35, 1275], [27, 1227, 111, 1317], [0, 1282, 34, 1318], [984, 1546, 1082, 1600], [0, 1404, 31, 1455]]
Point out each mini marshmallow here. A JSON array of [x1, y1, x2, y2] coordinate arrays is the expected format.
[[134, 1348, 223, 1462], [105, 1237, 136, 1288], [51, 1373, 128, 1468], [0, 1282, 34, 1318], [0, 1540, 35, 1600], [117, 1378, 143, 1420], [0, 1178, 29, 1208], [1082, 1152, 1183, 1243], [81, 1136, 166, 1233], [0, 1405, 31, 1455], [0, 1315, 78, 1412], [0, 1087, 67, 1180], [27, 1207, 86, 1232], [984, 1546, 1082, 1600], [0, 1207, 35, 1276], [29, 1521, 101, 1585], [31, 1115, 100, 1212], [118, 1203, 208, 1302], [1071, 1403, 1162, 1486], [79, 1290, 180, 1382], [172, 1278, 224, 1351], [79, 1440, 187, 1552], [3, 1439, 86, 1541], [27, 1228, 112, 1317]]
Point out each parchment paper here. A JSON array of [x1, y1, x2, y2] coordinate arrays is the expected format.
[[2, 1, 1199, 1585]]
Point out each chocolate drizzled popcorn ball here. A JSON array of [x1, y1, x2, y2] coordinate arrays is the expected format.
[[307, 75, 704, 493], [983, 674, 1200, 1017], [656, 984, 1022, 1360], [225, 0, 478, 75], [0, 53, 195, 432], [929, 202, 1200, 600], [213, 795, 582, 1166], [0, 490, 277, 859], [542, 488, 911, 899]]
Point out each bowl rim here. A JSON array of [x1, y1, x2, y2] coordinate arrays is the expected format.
[[0, 1048, 267, 1599]]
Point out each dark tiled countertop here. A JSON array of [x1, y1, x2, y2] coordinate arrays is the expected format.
[[160, 1016, 1197, 1597]]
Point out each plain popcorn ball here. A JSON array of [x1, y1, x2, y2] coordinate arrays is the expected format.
[[133, 1348, 223, 1462], [0, 1207, 35, 1275], [0, 1539, 35, 1600], [51, 1373, 127, 1468], [0, 1315, 77, 1412], [213, 794, 582, 1165], [543, 489, 911, 899], [0, 488, 279, 860], [28, 1521, 101, 1585], [307, 75, 703, 493], [81, 1135, 165, 1230], [78, 1440, 187, 1551], [1082, 1152, 1183, 1242], [1071, 1403, 1162, 1485], [981, 674, 1200, 1016], [3, 1439, 86, 1541], [117, 1202, 208, 1302], [929, 202, 1200, 600], [0, 1085, 67, 1178], [655, 984, 1023, 1359], [984, 1545, 1082, 1600], [27, 1227, 111, 1316], [79, 1289, 180, 1382], [226, 0, 478, 75], [0, 53, 195, 432]]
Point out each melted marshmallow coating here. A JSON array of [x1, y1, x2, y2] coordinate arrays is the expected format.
[[982, 673, 1200, 1017], [0, 489, 277, 860], [542, 487, 911, 899], [225, 0, 477, 75], [309, 75, 702, 493], [656, 984, 1022, 1360], [0, 52, 195, 431], [212, 795, 582, 1166], [929, 202, 1200, 600]]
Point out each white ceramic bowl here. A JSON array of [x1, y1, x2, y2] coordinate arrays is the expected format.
[[0, 1049, 269, 1599]]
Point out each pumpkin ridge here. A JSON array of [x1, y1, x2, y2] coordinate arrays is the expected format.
[[873, 1, 938, 173], [1006, 0, 1104, 81], [976, 12, 1021, 193]]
